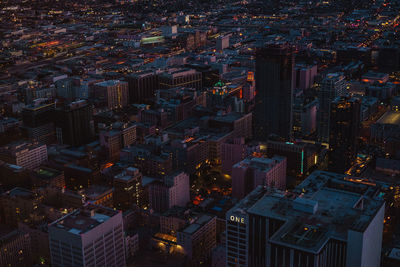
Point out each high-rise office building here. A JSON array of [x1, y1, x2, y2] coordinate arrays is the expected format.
[[55, 100, 94, 147], [22, 102, 56, 144], [0, 141, 47, 170], [329, 96, 361, 173], [159, 68, 202, 90], [292, 98, 318, 137], [221, 137, 247, 175], [126, 71, 159, 104], [317, 73, 346, 143], [49, 205, 125, 267], [0, 187, 42, 227], [216, 35, 230, 51], [177, 214, 217, 266], [55, 77, 76, 100], [226, 170, 385, 267], [293, 63, 318, 91], [0, 230, 32, 267], [231, 156, 286, 199], [149, 172, 190, 213], [31, 166, 65, 189], [94, 80, 129, 110], [254, 44, 294, 140], [266, 140, 319, 177], [99, 123, 136, 160], [114, 167, 144, 210]]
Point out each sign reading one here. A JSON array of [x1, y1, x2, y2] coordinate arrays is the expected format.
[[230, 216, 245, 224]]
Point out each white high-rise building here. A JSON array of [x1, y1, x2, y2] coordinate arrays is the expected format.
[[226, 170, 385, 267], [49, 205, 125, 267]]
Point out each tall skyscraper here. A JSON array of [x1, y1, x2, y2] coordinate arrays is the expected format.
[[49, 205, 125, 267], [22, 102, 56, 144], [254, 44, 294, 140], [55, 100, 94, 147], [94, 80, 129, 110], [113, 167, 144, 210], [126, 71, 159, 104], [226, 170, 384, 267], [317, 73, 346, 142], [329, 96, 361, 173]]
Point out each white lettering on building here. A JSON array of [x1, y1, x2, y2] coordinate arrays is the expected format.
[[230, 215, 245, 224]]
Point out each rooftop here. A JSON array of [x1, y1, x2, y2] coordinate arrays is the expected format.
[[181, 214, 214, 235], [362, 71, 389, 79], [3, 187, 36, 198], [33, 167, 63, 180], [233, 156, 285, 173], [228, 170, 384, 254], [0, 141, 46, 156], [95, 80, 127, 87], [49, 205, 119, 235], [81, 185, 113, 200]]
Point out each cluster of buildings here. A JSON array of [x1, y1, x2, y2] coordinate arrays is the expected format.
[[0, 0, 400, 266]]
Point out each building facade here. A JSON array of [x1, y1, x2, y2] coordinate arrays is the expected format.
[[0, 230, 32, 267], [114, 167, 144, 210], [254, 44, 294, 140], [126, 71, 159, 104], [231, 156, 286, 199], [94, 80, 129, 110], [159, 68, 202, 90], [177, 214, 217, 266], [0, 141, 47, 170], [226, 170, 385, 267], [317, 73, 346, 143], [49, 205, 125, 267], [55, 100, 94, 147], [329, 96, 361, 173], [149, 172, 190, 213]]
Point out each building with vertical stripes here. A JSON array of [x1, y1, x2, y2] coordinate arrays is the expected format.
[[226, 170, 384, 267], [49, 205, 125, 267]]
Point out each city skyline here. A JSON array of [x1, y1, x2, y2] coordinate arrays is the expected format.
[[0, 0, 399, 266]]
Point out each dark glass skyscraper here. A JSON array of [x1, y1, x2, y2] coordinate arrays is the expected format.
[[254, 44, 294, 140], [55, 100, 94, 147], [22, 102, 56, 144], [329, 95, 361, 173], [126, 71, 159, 104]]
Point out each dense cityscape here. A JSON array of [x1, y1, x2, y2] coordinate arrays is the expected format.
[[0, 0, 399, 266]]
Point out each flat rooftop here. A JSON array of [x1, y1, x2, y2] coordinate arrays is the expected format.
[[212, 112, 245, 124], [181, 214, 214, 235], [82, 185, 113, 200], [362, 71, 388, 79], [234, 156, 285, 172], [229, 170, 384, 254], [50, 205, 119, 235], [95, 80, 126, 87], [3, 187, 35, 198], [0, 141, 45, 155], [33, 167, 63, 180]]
